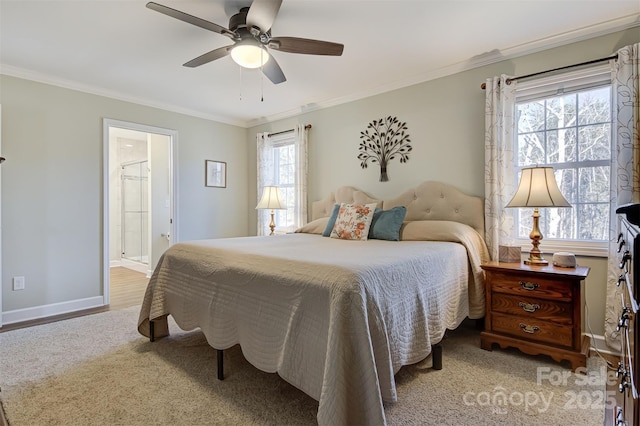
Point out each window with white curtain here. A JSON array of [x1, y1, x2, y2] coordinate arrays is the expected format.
[[272, 136, 296, 230], [512, 64, 612, 256], [257, 126, 308, 235]]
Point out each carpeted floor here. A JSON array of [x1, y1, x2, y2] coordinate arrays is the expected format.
[[0, 306, 608, 425]]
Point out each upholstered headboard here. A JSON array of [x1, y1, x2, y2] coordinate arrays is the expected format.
[[311, 186, 383, 220], [311, 181, 485, 236]]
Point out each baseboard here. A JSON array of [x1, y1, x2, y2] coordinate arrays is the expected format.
[[588, 332, 622, 357], [110, 259, 122, 268], [119, 258, 149, 275], [1, 296, 105, 325]]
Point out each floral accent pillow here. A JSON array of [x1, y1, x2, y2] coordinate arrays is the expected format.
[[329, 203, 377, 240]]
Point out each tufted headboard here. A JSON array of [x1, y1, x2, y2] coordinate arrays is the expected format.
[[311, 181, 484, 236], [311, 186, 383, 220]]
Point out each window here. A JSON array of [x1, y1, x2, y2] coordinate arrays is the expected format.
[[513, 65, 612, 255], [257, 127, 308, 235], [272, 140, 296, 231]]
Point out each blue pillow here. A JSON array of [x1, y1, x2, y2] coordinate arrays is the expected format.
[[368, 206, 407, 241], [322, 204, 341, 237]]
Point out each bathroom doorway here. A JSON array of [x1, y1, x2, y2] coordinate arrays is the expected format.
[[121, 159, 149, 270], [103, 119, 177, 306]]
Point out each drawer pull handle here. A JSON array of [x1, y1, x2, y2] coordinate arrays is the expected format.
[[519, 302, 540, 313], [619, 250, 631, 270], [519, 281, 539, 291], [519, 323, 540, 334]]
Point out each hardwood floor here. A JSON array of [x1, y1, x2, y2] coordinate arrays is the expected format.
[[0, 267, 149, 333], [109, 266, 149, 309]]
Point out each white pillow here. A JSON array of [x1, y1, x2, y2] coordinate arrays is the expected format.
[[330, 203, 377, 241]]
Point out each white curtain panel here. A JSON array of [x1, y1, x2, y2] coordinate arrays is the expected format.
[[256, 132, 272, 236], [294, 124, 309, 230], [484, 75, 517, 260], [605, 43, 640, 351]]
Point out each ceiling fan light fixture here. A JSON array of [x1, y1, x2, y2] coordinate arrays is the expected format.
[[231, 40, 270, 69]]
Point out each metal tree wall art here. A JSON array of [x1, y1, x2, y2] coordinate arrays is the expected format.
[[358, 116, 412, 182]]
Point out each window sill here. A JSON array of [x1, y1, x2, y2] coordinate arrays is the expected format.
[[513, 239, 608, 258]]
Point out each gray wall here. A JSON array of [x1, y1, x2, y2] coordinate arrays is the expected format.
[[1, 75, 248, 312], [1, 27, 637, 339], [247, 28, 639, 339]]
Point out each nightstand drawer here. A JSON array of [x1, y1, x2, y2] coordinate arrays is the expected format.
[[487, 271, 572, 302], [491, 312, 573, 347], [491, 293, 572, 324]]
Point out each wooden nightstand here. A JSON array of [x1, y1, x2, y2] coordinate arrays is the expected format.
[[480, 261, 590, 371]]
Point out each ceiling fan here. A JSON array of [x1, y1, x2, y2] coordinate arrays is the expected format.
[[146, 0, 344, 84]]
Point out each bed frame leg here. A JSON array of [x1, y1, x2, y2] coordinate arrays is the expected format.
[[217, 349, 224, 380], [432, 343, 442, 370], [149, 320, 155, 343]]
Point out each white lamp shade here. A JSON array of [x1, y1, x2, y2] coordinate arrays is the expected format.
[[256, 186, 284, 210], [506, 166, 571, 208], [231, 40, 270, 69]]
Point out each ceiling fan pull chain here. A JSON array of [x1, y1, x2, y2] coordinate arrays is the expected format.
[[239, 66, 243, 101], [260, 49, 264, 102]]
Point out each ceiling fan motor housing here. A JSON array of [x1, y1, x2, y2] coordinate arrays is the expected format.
[[229, 7, 249, 33]]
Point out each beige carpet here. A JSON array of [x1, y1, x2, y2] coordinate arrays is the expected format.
[[0, 306, 608, 425]]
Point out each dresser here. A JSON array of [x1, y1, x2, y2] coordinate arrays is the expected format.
[[480, 261, 590, 371], [614, 203, 639, 426]]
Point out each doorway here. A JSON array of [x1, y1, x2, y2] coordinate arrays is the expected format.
[[103, 119, 177, 306], [0, 105, 3, 327]]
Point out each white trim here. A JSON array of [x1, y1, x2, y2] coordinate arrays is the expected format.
[[515, 63, 613, 100], [514, 238, 608, 258], [103, 119, 178, 307], [0, 104, 3, 328], [119, 259, 149, 275], [246, 15, 638, 127], [0, 65, 246, 128], [1, 296, 105, 325], [1, 16, 636, 129], [588, 333, 621, 357]]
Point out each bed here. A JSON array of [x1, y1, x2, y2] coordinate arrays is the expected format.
[[137, 181, 490, 425]]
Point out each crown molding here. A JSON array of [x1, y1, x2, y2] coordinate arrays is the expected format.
[[0, 64, 247, 128], [246, 13, 640, 128], [2, 13, 638, 130]]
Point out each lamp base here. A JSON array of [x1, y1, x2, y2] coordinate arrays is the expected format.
[[268, 210, 276, 236], [524, 255, 549, 266], [524, 207, 548, 265]]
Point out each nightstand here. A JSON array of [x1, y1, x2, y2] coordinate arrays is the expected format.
[[480, 261, 590, 371]]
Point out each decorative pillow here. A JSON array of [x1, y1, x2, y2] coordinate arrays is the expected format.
[[368, 206, 407, 241], [322, 204, 341, 237], [329, 203, 377, 240], [295, 217, 330, 234]]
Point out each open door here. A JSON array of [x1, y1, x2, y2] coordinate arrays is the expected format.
[[103, 119, 177, 306]]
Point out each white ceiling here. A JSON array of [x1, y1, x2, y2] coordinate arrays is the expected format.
[[1, 1, 638, 128]]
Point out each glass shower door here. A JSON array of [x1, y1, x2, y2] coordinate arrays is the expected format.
[[121, 161, 148, 264]]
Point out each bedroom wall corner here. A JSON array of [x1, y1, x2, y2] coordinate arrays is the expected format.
[[0, 74, 250, 320], [246, 28, 638, 338]]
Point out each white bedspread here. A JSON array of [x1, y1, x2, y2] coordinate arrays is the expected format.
[[138, 233, 483, 425]]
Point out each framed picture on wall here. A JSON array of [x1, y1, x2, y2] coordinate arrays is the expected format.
[[205, 160, 226, 188]]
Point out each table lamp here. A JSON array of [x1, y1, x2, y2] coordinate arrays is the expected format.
[[256, 186, 285, 235], [505, 166, 571, 265]]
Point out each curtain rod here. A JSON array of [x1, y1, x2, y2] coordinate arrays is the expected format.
[[267, 124, 312, 137], [480, 54, 618, 90]]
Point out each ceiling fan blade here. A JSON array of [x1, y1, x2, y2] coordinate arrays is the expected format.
[[146, 2, 235, 39], [269, 37, 344, 56], [262, 56, 286, 84], [183, 46, 233, 68], [246, 0, 282, 33]]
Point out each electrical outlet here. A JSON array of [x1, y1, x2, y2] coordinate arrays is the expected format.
[[13, 276, 25, 291]]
